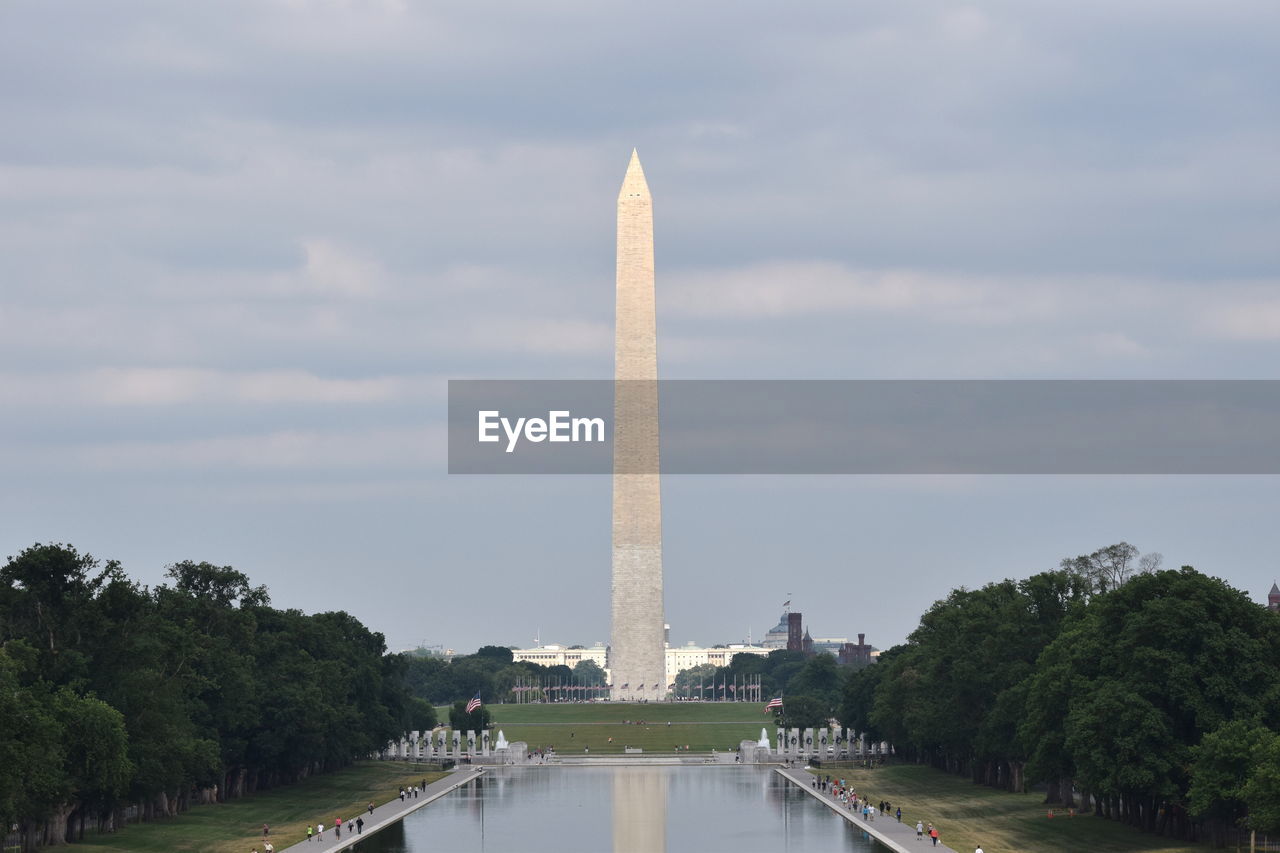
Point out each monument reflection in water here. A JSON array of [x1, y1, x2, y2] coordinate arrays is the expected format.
[[350, 766, 887, 853]]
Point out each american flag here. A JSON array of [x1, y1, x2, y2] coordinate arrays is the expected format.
[[465, 692, 482, 713], [764, 696, 783, 712]]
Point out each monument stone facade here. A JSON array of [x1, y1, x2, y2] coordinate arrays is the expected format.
[[610, 150, 667, 701]]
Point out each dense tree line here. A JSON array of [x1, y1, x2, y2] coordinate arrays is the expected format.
[[0, 543, 425, 850], [404, 639, 856, 729], [403, 645, 608, 706], [670, 648, 855, 729], [838, 544, 1280, 845]]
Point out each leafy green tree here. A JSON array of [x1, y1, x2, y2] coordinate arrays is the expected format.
[[403, 654, 449, 701], [446, 656, 499, 702], [449, 700, 492, 732], [788, 653, 841, 711], [572, 659, 607, 686], [775, 695, 827, 730], [1188, 720, 1273, 841], [839, 646, 898, 741], [672, 663, 717, 697], [0, 646, 66, 842], [405, 698, 438, 732], [1242, 735, 1280, 833], [1023, 568, 1280, 832], [50, 689, 132, 840], [763, 649, 806, 698], [474, 645, 514, 665], [0, 543, 118, 684]]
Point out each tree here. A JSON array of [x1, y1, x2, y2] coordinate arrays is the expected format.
[[839, 647, 896, 741], [405, 698, 438, 733], [787, 653, 841, 711], [474, 645, 514, 665], [1059, 542, 1160, 593], [572, 659, 607, 687], [1242, 735, 1280, 833], [449, 700, 492, 733], [1188, 720, 1272, 842], [672, 663, 717, 698], [774, 695, 827, 730], [1023, 567, 1280, 834], [0, 543, 117, 683]]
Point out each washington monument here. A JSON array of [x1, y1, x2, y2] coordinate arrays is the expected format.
[[610, 150, 666, 701]]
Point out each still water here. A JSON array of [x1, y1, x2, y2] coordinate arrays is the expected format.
[[352, 765, 889, 853]]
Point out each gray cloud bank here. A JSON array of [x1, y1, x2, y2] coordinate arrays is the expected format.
[[2, 0, 1278, 651]]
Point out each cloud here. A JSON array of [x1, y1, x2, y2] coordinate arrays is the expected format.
[[0, 426, 444, 474], [1201, 299, 1280, 341], [2, 0, 1280, 655], [664, 261, 1065, 322], [0, 368, 438, 407]]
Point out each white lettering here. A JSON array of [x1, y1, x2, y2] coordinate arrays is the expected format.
[[573, 416, 605, 442], [481, 410, 606, 453], [478, 411, 500, 443], [501, 416, 526, 453], [549, 410, 571, 442]]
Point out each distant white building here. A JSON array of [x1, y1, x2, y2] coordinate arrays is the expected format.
[[511, 644, 609, 670], [663, 643, 769, 687], [510, 641, 770, 691]]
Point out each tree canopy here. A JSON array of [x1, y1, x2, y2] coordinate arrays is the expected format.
[[0, 543, 419, 850]]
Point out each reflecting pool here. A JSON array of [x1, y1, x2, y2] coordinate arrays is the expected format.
[[352, 765, 888, 852]]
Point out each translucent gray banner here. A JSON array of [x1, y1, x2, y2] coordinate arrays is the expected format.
[[447, 380, 1280, 474]]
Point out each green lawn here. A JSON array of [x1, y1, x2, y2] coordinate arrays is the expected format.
[[810, 764, 1212, 853], [76, 762, 446, 853], [484, 702, 771, 754]]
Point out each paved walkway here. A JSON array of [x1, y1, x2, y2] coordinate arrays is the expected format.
[[775, 767, 959, 853], [278, 766, 483, 852]]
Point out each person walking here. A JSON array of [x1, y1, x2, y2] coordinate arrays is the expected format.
[[975, 847, 985, 853], [306, 825, 313, 842], [916, 820, 924, 839], [263, 823, 270, 838], [399, 786, 406, 802], [335, 817, 342, 838], [357, 816, 365, 834], [368, 801, 375, 815], [896, 806, 902, 823], [264, 843, 273, 853], [930, 826, 940, 846], [316, 822, 324, 840]]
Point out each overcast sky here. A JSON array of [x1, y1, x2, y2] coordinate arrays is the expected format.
[[3, 0, 1279, 654]]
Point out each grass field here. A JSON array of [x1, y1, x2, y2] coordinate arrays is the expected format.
[[810, 764, 1212, 853], [76, 762, 446, 853], [485, 702, 771, 754]]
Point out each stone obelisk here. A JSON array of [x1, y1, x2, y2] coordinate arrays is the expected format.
[[610, 150, 666, 702]]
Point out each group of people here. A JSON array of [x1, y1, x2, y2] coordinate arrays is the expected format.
[[399, 783, 425, 802], [810, 775, 945, 846], [301, 813, 366, 841], [268, 778, 431, 848]]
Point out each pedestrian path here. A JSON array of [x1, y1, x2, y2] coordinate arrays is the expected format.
[[775, 767, 959, 853], [279, 766, 483, 852]]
